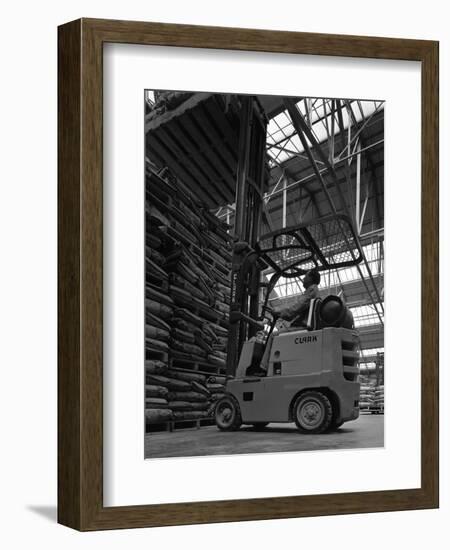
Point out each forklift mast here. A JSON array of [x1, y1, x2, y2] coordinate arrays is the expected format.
[[226, 96, 268, 377]]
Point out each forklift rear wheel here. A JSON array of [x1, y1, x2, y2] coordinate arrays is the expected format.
[[215, 395, 242, 431], [293, 391, 333, 434]]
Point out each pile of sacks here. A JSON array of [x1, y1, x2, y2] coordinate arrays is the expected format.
[[359, 385, 376, 409], [145, 360, 227, 423], [145, 166, 232, 426], [145, 212, 172, 356], [374, 385, 384, 409], [145, 166, 231, 369], [359, 383, 384, 411]]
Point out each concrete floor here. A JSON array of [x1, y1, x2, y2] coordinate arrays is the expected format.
[[144, 414, 384, 459]]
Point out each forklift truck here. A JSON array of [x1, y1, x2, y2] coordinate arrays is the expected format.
[[215, 214, 362, 434]]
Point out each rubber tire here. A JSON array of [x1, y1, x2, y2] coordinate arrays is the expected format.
[[251, 422, 269, 430], [293, 391, 333, 434], [215, 395, 242, 431]]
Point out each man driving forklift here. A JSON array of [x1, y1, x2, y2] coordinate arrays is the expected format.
[[259, 268, 321, 370], [276, 268, 321, 325]]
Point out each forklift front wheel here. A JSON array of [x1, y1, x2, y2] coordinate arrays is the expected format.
[[293, 391, 333, 434], [215, 395, 242, 431]]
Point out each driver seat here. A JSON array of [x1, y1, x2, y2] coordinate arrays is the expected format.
[[306, 298, 322, 331]]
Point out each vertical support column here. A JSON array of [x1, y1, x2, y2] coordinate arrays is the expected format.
[[248, 113, 267, 337], [356, 141, 361, 234], [233, 97, 252, 240], [375, 354, 381, 387], [330, 100, 335, 165], [281, 175, 287, 263]]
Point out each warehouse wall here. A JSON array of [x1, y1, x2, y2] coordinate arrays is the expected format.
[[0, 1, 448, 549]]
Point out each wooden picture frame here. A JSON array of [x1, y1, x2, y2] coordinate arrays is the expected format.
[[58, 18, 439, 531]]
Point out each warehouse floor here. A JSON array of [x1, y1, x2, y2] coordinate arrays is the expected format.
[[144, 414, 384, 459]]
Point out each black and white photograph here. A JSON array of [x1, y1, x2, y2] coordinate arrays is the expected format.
[[144, 91, 384, 459], [0, 0, 443, 541]]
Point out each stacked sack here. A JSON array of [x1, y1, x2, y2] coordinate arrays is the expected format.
[[146, 165, 232, 372], [145, 360, 173, 423], [145, 164, 232, 427], [163, 229, 231, 371], [374, 385, 384, 410], [359, 384, 376, 409], [145, 286, 173, 356], [145, 215, 173, 358], [145, 360, 227, 423]]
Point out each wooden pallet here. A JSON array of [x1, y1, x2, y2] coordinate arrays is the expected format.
[[146, 347, 169, 362], [360, 406, 384, 415], [169, 364, 227, 383], [170, 418, 215, 431], [146, 421, 171, 433], [145, 417, 216, 433], [170, 357, 226, 375]]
